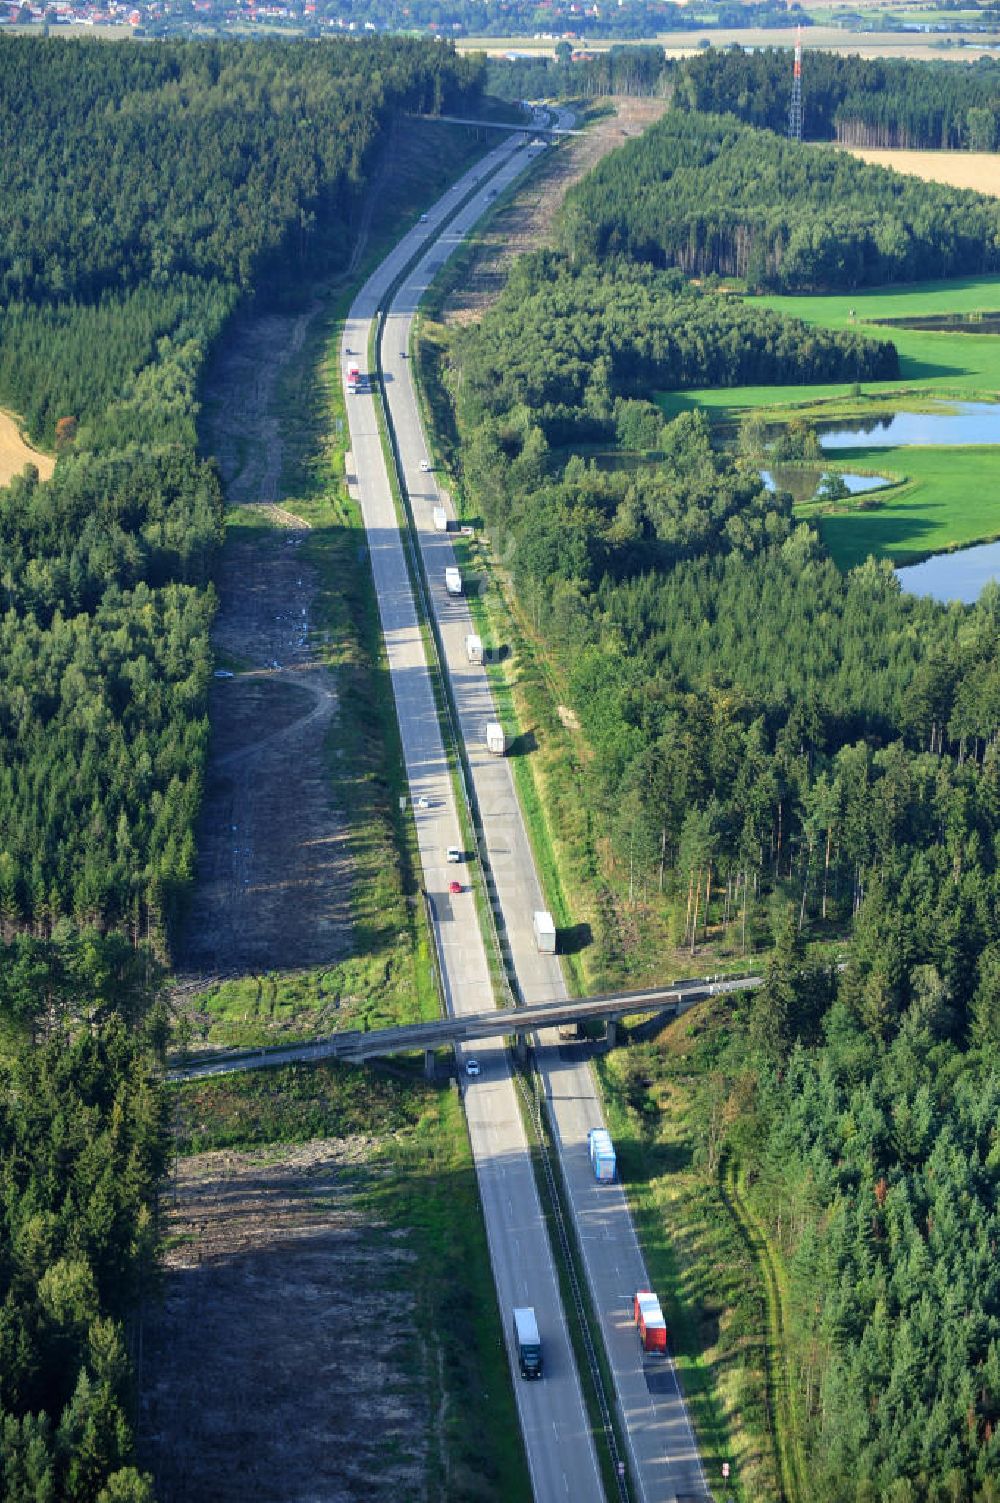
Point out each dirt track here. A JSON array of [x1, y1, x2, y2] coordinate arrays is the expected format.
[[139, 1142, 430, 1503], [179, 306, 353, 976], [444, 97, 669, 326]]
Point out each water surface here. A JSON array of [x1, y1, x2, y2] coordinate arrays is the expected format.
[[821, 401, 1000, 450], [761, 468, 892, 503], [897, 539, 1000, 604]]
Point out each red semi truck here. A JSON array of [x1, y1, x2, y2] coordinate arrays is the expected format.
[[634, 1290, 667, 1355]]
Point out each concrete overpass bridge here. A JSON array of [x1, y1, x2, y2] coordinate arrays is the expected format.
[[406, 114, 583, 136], [166, 971, 762, 1083]]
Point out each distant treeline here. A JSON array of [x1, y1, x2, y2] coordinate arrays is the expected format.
[[677, 46, 1000, 150], [489, 43, 1000, 152], [0, 34, 483, 1503], [487, 44, 675, 101], [299, 0, 806, 42], [561, 112, 1000, 290]]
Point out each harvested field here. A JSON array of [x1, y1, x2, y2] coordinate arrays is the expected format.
[[0, 409, 54, 485], [846, 145, 1000, 195], [442, 97, 669, 325], [138, 1139, 431, 1503], [179, 303, 353, 977], [457, 28, 1000, 61]]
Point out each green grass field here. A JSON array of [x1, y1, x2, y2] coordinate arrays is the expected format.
[[761, 277, 1000, 397], [808, 444, 1000, 569], [658, 276, 1000, 569], [660, 275, 1000, 419]]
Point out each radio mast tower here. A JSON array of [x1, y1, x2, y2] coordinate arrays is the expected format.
[[788, 26, 803, 142]]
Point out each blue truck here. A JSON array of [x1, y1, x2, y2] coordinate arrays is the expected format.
[[588, 1128, 616, 1182]]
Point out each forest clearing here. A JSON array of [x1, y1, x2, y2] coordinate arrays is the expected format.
[[139, 1137, 434, 1503], [140, 1072, 529, 1501], [0, 407, 54, 484]]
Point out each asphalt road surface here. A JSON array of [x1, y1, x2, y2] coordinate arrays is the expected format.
[[380, 128, 711, 1503], [342, 134, 606, 1503]]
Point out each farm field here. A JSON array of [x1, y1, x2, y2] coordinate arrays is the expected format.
[[0, 408, 54, 484], [457, 26, 1000, 58], [845, 145, 1000, 195]]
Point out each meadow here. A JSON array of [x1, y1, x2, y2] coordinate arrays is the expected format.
[[803, 445, 1000, 569], [657, 275, 1000, 570], [659, 274, 1000, 418]]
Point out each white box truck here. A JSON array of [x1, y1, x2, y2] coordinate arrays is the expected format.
[[466, 633, 483, 665], [445, 567, 462, 596], [588, 1128, 617, 1182], [433, 506, 448, 533], [533, 910, 556, 954], [485, 721, 506, 756]]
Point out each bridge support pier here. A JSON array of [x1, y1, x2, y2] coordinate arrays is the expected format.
[[513, 1031, 529, 1065], [605, 1018, 618, 1049], [424, 1049, 436, 1082]]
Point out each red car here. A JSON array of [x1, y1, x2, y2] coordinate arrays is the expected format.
[[449, 880, 462, 895]]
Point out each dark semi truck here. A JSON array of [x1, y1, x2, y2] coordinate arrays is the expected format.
[[513, 1307, 542, 1380]]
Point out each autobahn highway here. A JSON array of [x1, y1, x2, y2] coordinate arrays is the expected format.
[[380, 126, 711, 1502], [341, 133, 606, 1503]]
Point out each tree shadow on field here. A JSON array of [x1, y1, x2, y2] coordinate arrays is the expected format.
[[507, 727, 537, 757], [818, 498, 944, 569]]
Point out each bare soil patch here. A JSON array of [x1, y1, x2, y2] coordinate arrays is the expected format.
[[443, 97, 669, 326], [138, 1139, 430, 1503], [181, 522, 351, 975], [179, 307, 353, 977], [846, 145, 1000, 195], [0, 409, 55, 485]]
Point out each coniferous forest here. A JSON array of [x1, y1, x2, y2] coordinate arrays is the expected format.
[[561, 111, 1000, 291], [447, 112, 1000, 1501], [4, 27, 1000, 1503], [0, 34, 483, 1503], [489, 45, 1000, 154], [675, 46, 1000, 151]]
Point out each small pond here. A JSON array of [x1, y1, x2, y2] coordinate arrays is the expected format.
[[872, 311, 1000, 335], [820, 400, 1000, 450], [897, 540, 1000, 605], [761, 467, 892, 504]]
